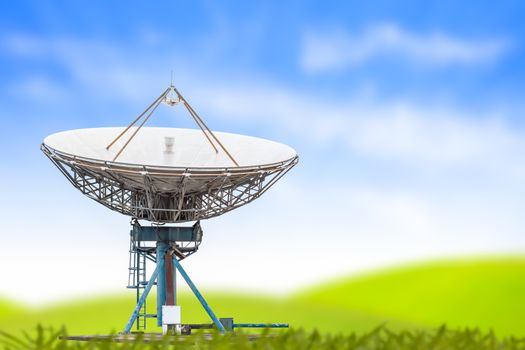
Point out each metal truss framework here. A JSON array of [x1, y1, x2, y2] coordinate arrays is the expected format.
[[126, 220, 203, 331], [41, 143, 298, 223]]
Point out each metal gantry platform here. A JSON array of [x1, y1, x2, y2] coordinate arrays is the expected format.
[[124, 220, 287, 335]]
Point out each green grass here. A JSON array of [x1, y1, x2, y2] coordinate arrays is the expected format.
[[0, 257, 524, 338], [2, 325, 525, 350]]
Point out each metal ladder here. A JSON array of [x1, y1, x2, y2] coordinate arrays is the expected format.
[[127, 238, 148, 330]]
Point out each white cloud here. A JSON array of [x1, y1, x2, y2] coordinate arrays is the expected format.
[[302, 23, 511, 72], [2, 33, 47, 56], [8, 76, 68, 103], [5, 32, 521, 175], [199, 83, 525, 176], [190, 179, 525, 295], [2, 33, 525, 303], [3, 32, 524, 175]]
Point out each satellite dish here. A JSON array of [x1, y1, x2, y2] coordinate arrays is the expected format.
[[41, 85, 298, 223], [41, 84, 298, 336], [42, 127, 298, 222]]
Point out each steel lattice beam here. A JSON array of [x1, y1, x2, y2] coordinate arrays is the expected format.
[[42, 143, 298, 223]]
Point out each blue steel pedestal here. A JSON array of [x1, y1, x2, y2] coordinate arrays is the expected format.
[[124, 221, 288, 335]]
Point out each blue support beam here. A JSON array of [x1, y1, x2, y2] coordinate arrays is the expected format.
[[172, 257, 226, 333], [234, 323, 289, 328], [123, 263, 161, 334]]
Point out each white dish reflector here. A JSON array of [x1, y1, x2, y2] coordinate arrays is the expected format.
[[44, 127, 296, 169], [42, 127, 298, 223]]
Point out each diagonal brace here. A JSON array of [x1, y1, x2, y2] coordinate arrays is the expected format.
[[171, 256, 226, 333], [123, 263, 161, 334]]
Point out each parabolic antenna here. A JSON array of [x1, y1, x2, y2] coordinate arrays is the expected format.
[[42, 85, 298, 223], [41, 84, 298, 336]]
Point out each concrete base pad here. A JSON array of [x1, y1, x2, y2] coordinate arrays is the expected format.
[[60, 333, 269, 343]]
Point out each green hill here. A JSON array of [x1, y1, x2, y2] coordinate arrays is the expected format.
[[0, 257, 523, 337], [297, 257, 525, 336], [0, 298, 25, 321], [0, 291, 406, 336]]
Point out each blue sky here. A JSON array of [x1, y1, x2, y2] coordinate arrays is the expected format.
[[1, 1, 524, 304]]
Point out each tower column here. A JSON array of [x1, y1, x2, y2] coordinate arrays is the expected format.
[[156, 242, 168, 326], [165, 251, 176, 305], [164, 250, 178, 334]]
